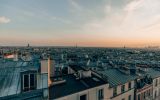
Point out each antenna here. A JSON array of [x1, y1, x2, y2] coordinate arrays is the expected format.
[[76, 43, 77, 48]]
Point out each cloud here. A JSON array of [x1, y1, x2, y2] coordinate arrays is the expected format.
[[0, 16, 11, 24], [125, 0, 160, 31], [105, 5, 111, 14], [84, 0, 160, 33], [124, 0, 144, 12], [51, 16, 71, 24], [69, 0, 82, 11], [83, 3, 125, 33], [121, 0, 145, 26]]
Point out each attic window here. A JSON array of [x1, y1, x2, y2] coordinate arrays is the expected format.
[[121, 85, 125, 93], [22, 73, 36, 92], [30, 74, 36, 90], [23, 75, 29, 91], [128, 82, 131, 89], [98, 89, 104, 100], [80, 94, 87, 100]]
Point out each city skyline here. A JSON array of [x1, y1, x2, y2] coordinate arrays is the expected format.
[[1, 0, 160, 47]]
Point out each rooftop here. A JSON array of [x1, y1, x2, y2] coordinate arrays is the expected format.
[[0, 60, 40, 98], [98, 68, 137, 88], [49, 74, 107, 99], [147, 68, 160, 78]]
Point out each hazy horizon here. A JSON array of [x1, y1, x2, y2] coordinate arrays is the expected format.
[[1, 0, 160, 47]]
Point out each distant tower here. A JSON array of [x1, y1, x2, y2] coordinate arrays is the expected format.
[[76, 44, 77, 48], [27, 43, 30, 47]]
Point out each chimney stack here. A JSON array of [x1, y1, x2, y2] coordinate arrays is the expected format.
[[48, 57, 55, 86], [40, 57, 55, 87], [13, 53, 18, 61]]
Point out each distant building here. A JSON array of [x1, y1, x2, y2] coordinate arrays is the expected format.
[[1, 47, 160, 100]]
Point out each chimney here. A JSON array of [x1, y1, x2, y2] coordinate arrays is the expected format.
[[48, 57, 55, 77], [78, 70, 92, 79], [13, 53, 18, 61], [118, 66, 130, 75], [48, 57, 55, 86], [40, 57, 55, 87]]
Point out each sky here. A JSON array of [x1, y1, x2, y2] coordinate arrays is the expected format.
[[1, 0, 160, 47]]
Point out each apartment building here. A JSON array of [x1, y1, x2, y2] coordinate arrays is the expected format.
[[135, 75, 153, 100], [49, 65, 108, 100], [98, 68, 136, 100], [147, 68, 160, 100]]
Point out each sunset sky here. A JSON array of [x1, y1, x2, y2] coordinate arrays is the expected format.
[[1, 0, 160, 47]]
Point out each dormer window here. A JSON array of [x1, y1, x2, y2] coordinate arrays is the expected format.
[[30, 74, 36, 90], [23, 74, 29, 91], [98, 89, 104, 100], [113, 87, 117, 97], [121, 85, 125, 93], [155, 79, 158, 87], [21, 71, 37, 92], [80, 94, 87, 100], [128, 82, 131, 90]]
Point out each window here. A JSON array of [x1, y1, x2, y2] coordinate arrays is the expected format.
[[128, 95, 131, 100], [144, 92, 146, 99], [147, 90, 150, 96], [128, 82, 131, 90], [23, 73, 36, 92], [141, 93, 144, 99], [98, 89, 104, 100], [138, 94, 140, 100], [23, 74, 29, 91], [155, 91, 157, 98], [80, 94, 87, 100], [155, 79, 158, 87], [148, 89, 150, 96], [30, 74, 36, 90], [113, 87, 117, 97], [121, 85, 125, 93]]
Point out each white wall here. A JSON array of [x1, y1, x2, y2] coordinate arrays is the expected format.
[[106, 81, 135, 100], [153, 77, 160, 99], [37, 73, 48, 89], [41, 60, 48, 74], [110, 89, 134, 100], [37, 73, 49, 99], [41, 58, 55, 86]]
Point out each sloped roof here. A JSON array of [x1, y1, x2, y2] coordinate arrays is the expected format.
[[99, 68, 137, 88], [0, 60, 40, 98]]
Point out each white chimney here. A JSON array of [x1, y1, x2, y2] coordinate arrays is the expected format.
[[40, 59, 48, 74], [48, 58, 55, 77], [40, 57, 55, 86], [13, 53, 18, 61], [78, 70, 92, 79]]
